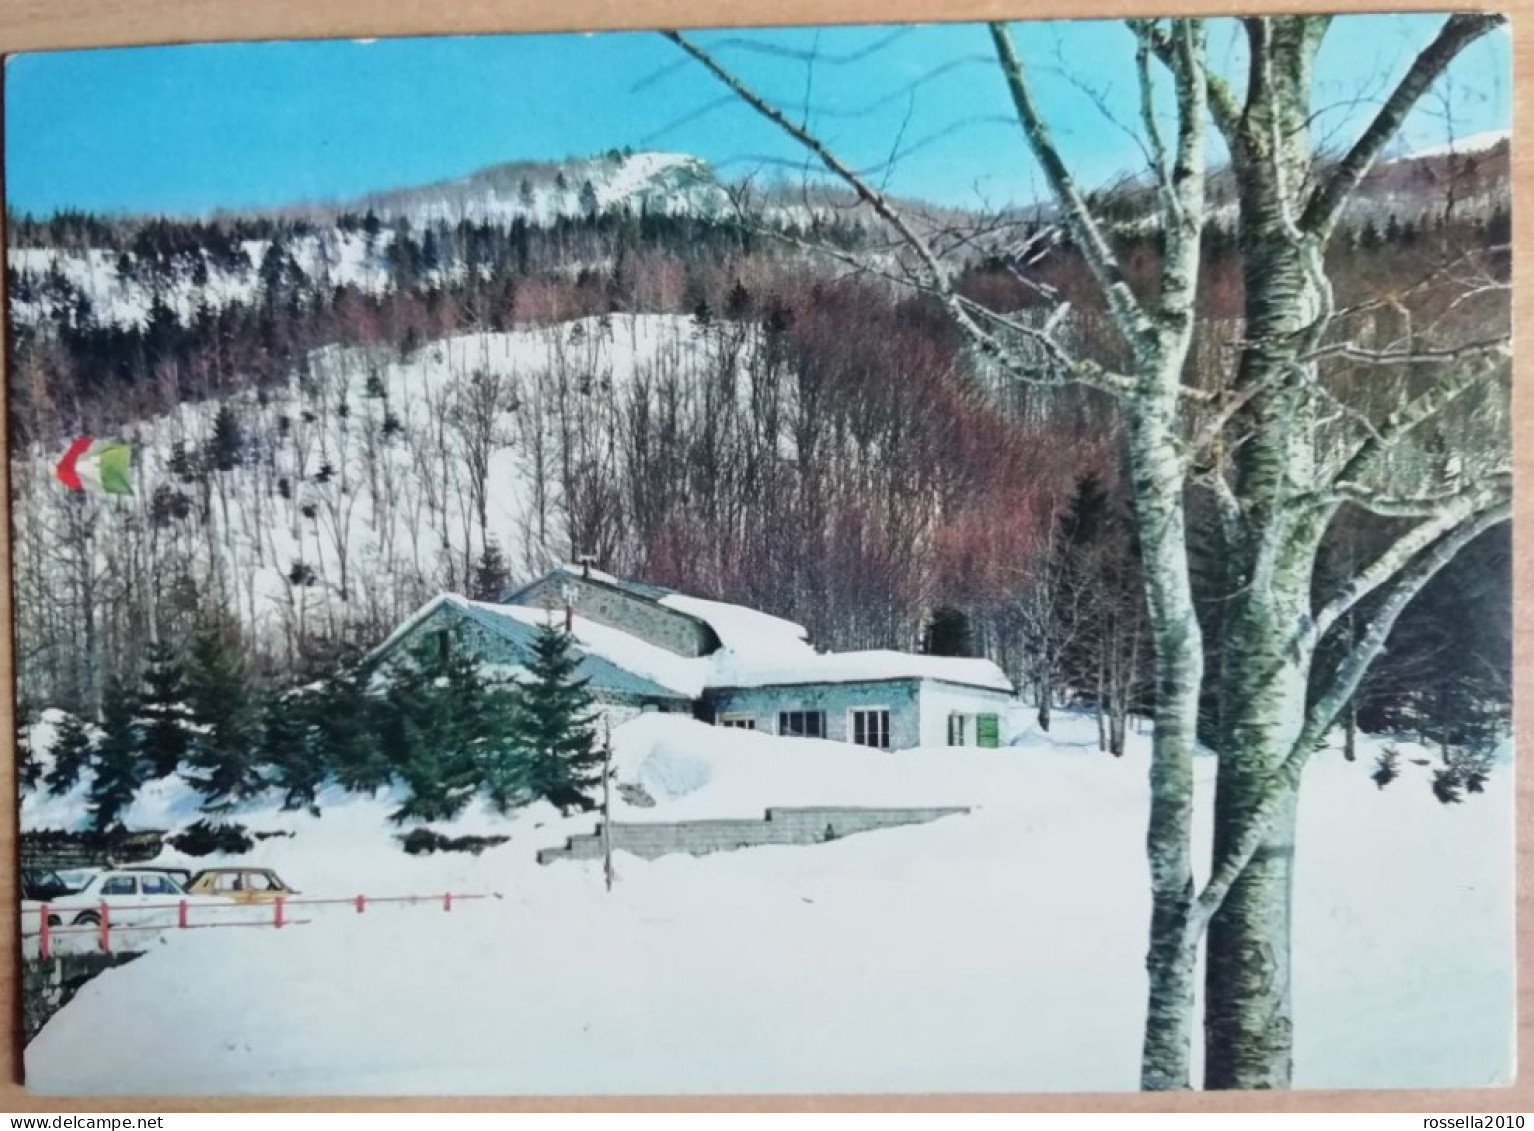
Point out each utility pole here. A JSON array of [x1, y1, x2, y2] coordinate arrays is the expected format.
[[601, 716, 615, 893]]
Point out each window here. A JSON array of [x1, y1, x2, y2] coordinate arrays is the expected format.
[[850, 708, 891, 750], [215, 873, 243, 892], [778, 710, 826, 738], [100, 876, 136, 896], [948, 713, 968, 746], [718, 714, 756, 730], [140, 875, 175, 896], [976, 713, 1001, 749]]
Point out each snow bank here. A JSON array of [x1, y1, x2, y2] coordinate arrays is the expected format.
[[23, 715, 1514, 1095]]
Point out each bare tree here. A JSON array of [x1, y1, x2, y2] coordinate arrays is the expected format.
[[670, 13, 1509, 1089]]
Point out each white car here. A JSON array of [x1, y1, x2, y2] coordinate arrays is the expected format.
[[26, 868, 232, 928]]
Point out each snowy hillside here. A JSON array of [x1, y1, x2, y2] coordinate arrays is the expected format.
[[356, 150, 733, 227], [8, 231, 395, 331], [21, 713, 1514, 1094], [12, 313, 731, 659]]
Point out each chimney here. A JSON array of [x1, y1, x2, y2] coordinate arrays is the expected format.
[[578, 552, 596, 580]]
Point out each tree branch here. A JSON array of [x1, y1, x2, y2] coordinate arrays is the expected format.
[[666, 29, 1130, 401], [1301, 13, 1507, 240], [1191, 496, 1509, 935], [1298, 485, 1510, 672], [989, 22, 1155, 348], [1304, 334, 1510, 368], [1331, 346, 1509, 486]]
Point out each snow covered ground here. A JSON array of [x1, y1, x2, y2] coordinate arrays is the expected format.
[[23, 713, 1514, 1095]]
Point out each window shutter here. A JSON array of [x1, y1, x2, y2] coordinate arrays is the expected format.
[[977, 713, 1000, 748]]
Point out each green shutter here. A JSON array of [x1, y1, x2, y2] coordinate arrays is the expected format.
[[976, 713, 1000, 749]]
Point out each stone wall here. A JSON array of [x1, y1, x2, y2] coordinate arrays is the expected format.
[[536, 805, 968, 864], [514, 574, 717, 657], [22, 952, 143, 1044]]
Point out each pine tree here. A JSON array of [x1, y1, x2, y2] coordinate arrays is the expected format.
[[318, 665, 391, 793], [724, 279, 752, 320], [15, 699, 41, 792], [138, 641, 193, 778], [922, 607, 972, 657], [471, 540, 512, 602], [45, 711, 95, 796], [184, 613, 264, 807], [507, 620, 601, 814], [261, 681, 327, 813], [376, 627, 497, 822], [208, 404, 243, 472], [88, 682, 145, 831]]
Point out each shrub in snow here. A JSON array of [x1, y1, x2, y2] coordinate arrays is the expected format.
[[396, 828, 510, 856], [168, 820, 255, 856]]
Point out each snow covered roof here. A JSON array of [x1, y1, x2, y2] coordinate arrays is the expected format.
[[369, 594, 692, 702], [709, 650, 1013, 693], [478, 602, 707, 699], [658, 593, 811, 656], [505, 583, 1008, 694], [383, 573, 1013, 698]]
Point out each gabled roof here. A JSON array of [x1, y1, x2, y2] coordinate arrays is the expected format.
[[383, 574, 1015, 699], [502, 565, 815, 657], [369, 594, 690, 702]]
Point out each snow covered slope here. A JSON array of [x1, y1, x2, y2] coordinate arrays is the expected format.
[[357, 150, 732, 227], [11, 313, 718, 656], [23, 714, 1514, 1094], [8, 231, 395, 330]]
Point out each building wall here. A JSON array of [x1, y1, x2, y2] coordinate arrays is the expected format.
[[917, 681, 1020, 748], [705, 679, 924, 750], [512, 574, 716, 657]]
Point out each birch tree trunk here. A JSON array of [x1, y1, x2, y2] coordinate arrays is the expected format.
[[1200, 22, 1326, 1086]]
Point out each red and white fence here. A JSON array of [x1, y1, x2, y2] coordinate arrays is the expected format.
[[22, 891, 498, 959]]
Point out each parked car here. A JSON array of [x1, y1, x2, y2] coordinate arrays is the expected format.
[[20, 869, 81, 901], [116, 864, 194, 889], [30, 868, 231, 927], [186, 867, 298, 903]]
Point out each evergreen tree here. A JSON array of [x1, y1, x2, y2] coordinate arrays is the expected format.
[[208, 404, 243, 472], [15, 699, 41, 792], [471, 540, 512, 602], [922, 607, 973, 657], [579, 179, 600, 219], [507, 620, 601, 814], [138, 640, 193, 778], [724, 279, 752, 320], [87, 682, 144, 831], [184, 613, 264, 807], [45, 711, 95, 796], [375, 631, 491, 822], [261, 681, 326, 813], [317, 665, 391, 793]]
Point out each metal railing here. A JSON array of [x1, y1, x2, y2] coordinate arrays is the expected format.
[[22, 891, 499, 958]]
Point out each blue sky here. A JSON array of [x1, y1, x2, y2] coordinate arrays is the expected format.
[[4, 16, 1511, 217]]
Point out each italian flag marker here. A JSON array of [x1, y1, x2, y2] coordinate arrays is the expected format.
[[55, 437, 133, 496]]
